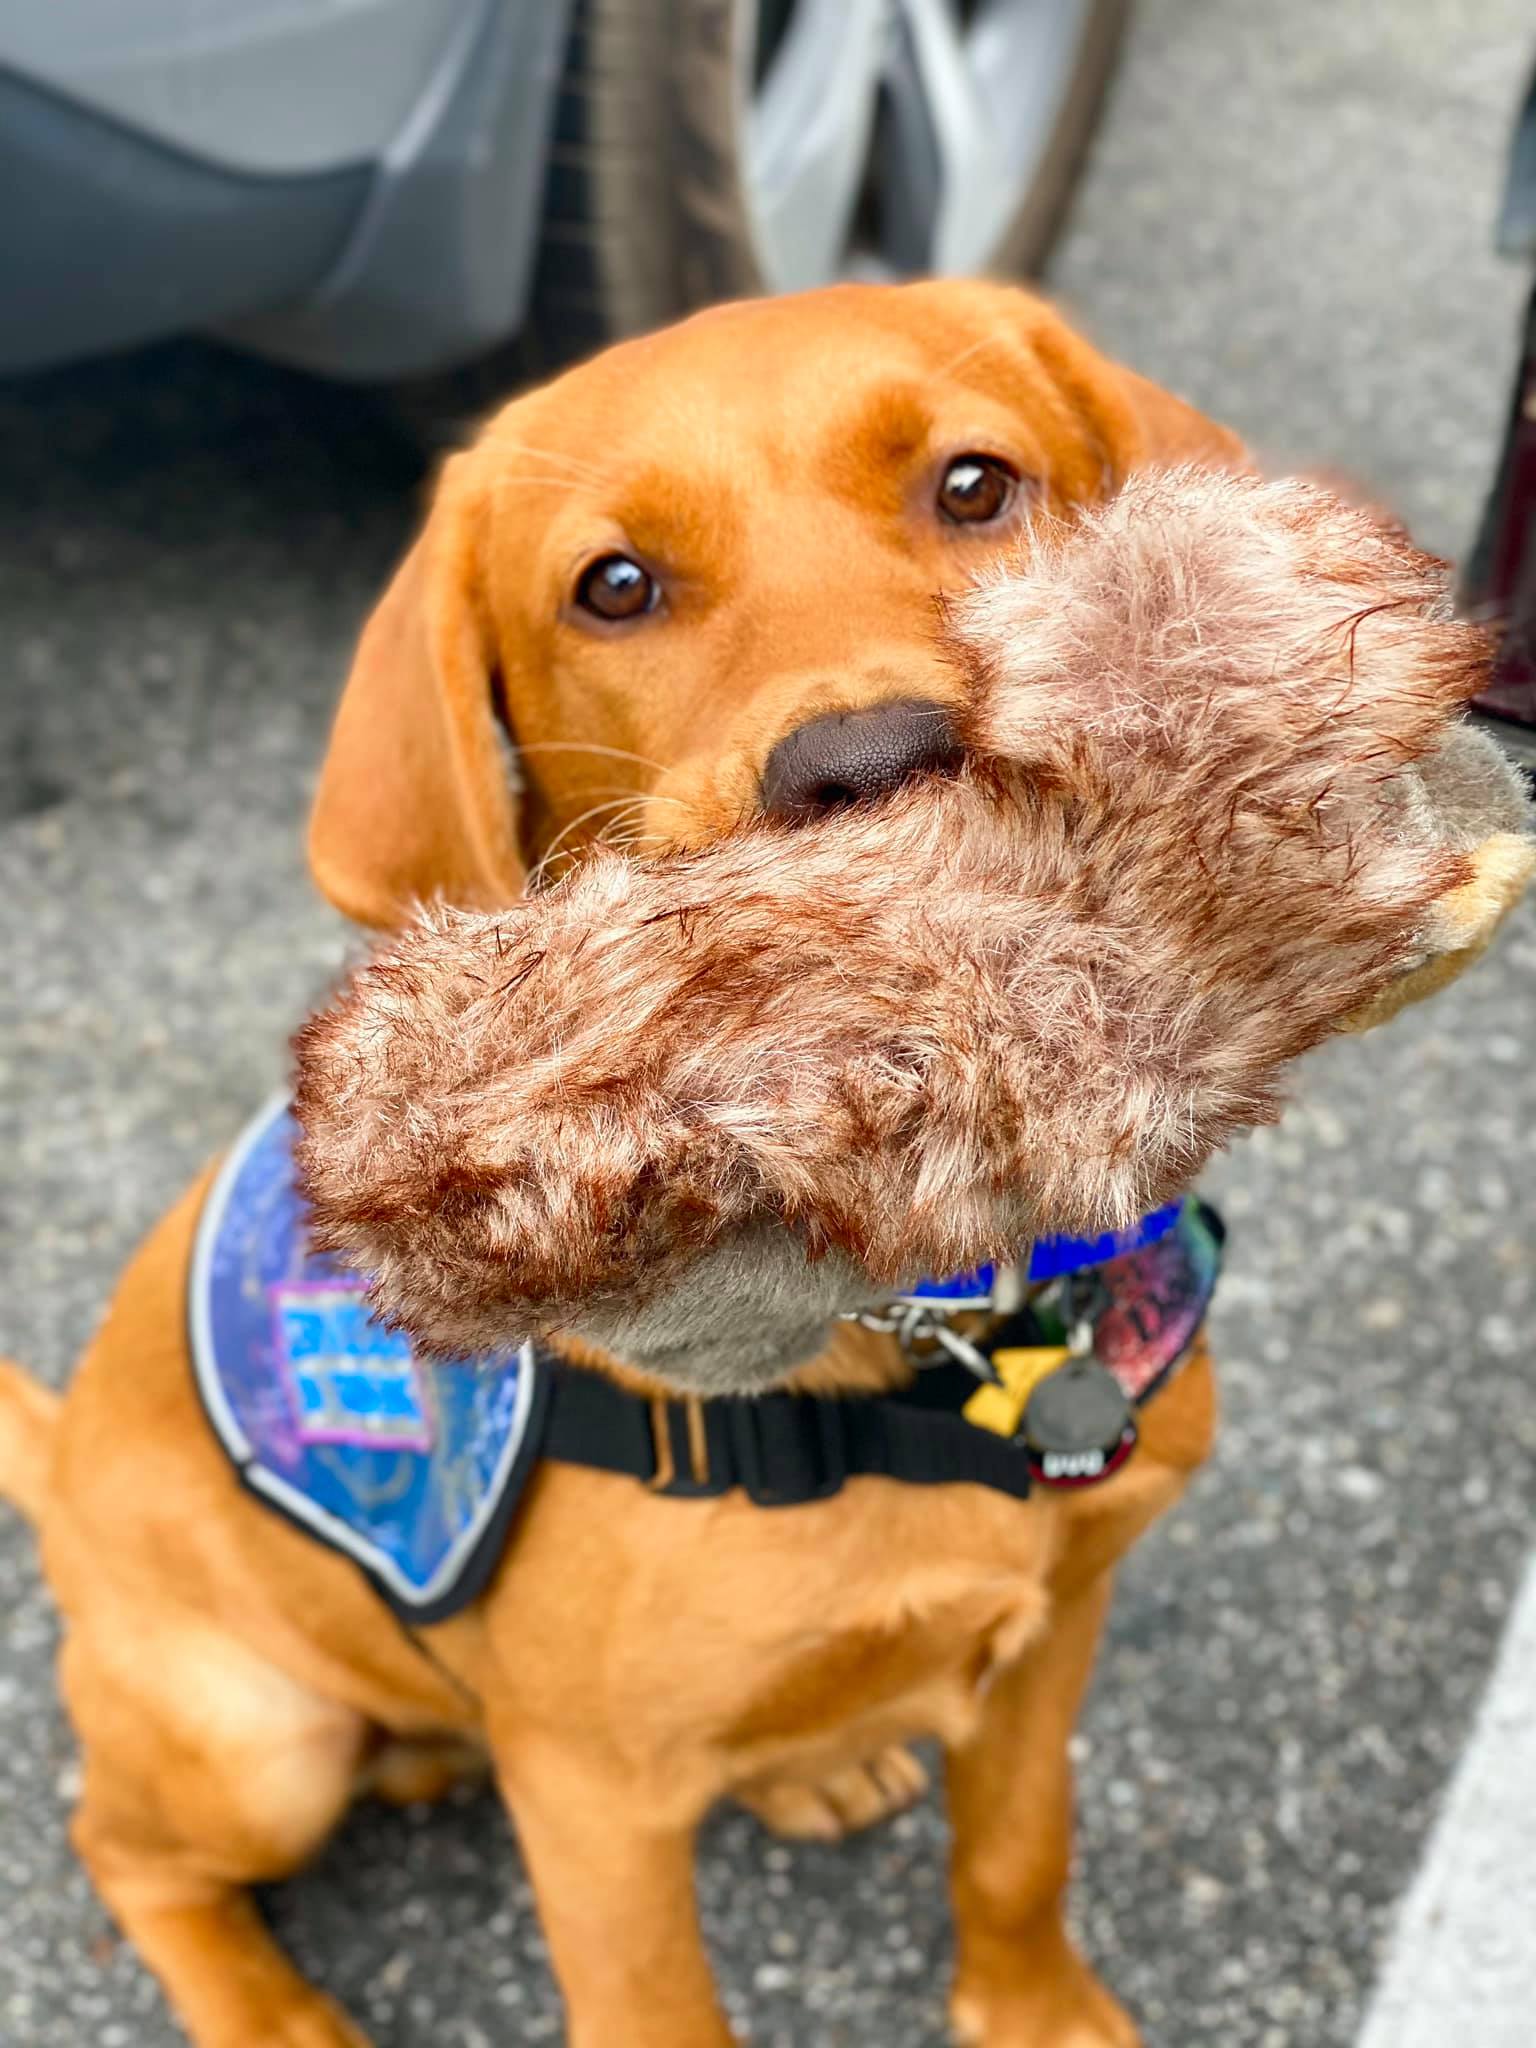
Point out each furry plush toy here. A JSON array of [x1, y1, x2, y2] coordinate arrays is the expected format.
[[294, 471, 1533, 1392]]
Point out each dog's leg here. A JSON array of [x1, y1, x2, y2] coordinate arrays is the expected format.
[[946, 1572, 1138, 2048], [60, 1613, 372, 2047], [496, 1734, 736, 2048]]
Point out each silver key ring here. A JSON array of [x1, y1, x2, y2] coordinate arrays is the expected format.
[[841, 1299, 1003, 1383]]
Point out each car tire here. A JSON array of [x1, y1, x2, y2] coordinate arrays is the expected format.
[[528, 0, 1129, 365]]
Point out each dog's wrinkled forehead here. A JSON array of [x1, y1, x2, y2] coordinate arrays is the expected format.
[[478, 283, 1118, 551]]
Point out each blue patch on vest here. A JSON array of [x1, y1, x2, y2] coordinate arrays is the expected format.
[[190, 1098, 547, 1624]]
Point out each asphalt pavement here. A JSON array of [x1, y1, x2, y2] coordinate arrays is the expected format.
[[3, 4, 1535, 2045]]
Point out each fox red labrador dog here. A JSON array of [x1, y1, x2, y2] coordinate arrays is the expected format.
[[4, 281, 1370, 2048]]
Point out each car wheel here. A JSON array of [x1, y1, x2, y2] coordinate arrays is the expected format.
[[530, 0, 1128, 361]]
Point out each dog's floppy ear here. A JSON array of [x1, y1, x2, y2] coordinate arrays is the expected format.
[[309, 456, 524, 928], [1022, 301, 1248, 480], [1110, 365, 1249, 471]]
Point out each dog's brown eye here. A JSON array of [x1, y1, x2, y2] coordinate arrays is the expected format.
[[576, 554, 658, 621], [937, 455, 1017, 526]]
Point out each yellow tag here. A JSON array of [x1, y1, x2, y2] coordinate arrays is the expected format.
[[962, 1345, 1073, 1439]]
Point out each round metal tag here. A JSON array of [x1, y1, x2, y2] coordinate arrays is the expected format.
[[1022, 1359, 1138, 1488]]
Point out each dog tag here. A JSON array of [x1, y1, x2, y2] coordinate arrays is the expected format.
[[1022, 1359, 1137, 1488]]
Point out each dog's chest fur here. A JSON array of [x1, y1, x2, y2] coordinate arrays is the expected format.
[[718, 1551, 1052, 1760], [492, 1471, 1075, 1774], [480, 1355, 1212, 1801]]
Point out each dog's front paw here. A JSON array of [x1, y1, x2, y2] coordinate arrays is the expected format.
[[951, 1946, 1138, 2048], [212, 1989, 373, 2048], [737, 1743, 929, 1841]]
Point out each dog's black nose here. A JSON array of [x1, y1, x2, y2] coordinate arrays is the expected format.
[[760, 697, 961, 823]]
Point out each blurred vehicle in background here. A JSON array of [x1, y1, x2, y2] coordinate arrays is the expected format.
[[1466, 62, 1536, 772], [0, 0, 1125, 384]]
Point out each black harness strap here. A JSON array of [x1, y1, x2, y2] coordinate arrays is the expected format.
[[540, 1356, 1037, 1509], [534, 1200, 1222, 1513]]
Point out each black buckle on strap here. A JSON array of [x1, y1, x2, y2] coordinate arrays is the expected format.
[[647, 1396, 848, 1506], [645, 1395, 848, 1506], [726, 1396, 848, 1507]]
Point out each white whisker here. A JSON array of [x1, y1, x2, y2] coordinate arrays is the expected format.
[[935, 328, 1015, 381], [527, 792, 691, 888], [513, 741, 672, 777], [504, 443, 609, 485]]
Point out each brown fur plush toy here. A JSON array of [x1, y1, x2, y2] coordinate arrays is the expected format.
[[294, 471, 1533, 1393]]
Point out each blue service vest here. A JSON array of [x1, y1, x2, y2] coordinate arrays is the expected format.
[[190, 1097, 549, 1623]]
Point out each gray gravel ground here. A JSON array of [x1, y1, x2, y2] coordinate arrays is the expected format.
[[3, 4, 1536, 2045]]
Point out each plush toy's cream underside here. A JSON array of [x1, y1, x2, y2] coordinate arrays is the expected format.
[[294, 471, 1533, 1395]]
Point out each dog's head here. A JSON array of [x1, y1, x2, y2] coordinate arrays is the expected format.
[[308, 280, 1244, 925], [294, 471, 1533, 1394]]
